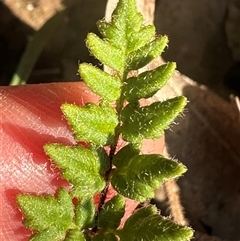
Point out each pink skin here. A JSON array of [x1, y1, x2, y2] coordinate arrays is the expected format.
[[0, 82, 164, 240]]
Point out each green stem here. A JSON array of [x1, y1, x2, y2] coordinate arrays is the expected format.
[[93, 70, 128, 233]]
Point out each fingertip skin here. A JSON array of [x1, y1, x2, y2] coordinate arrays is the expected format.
[[0, 82, 98, 241]]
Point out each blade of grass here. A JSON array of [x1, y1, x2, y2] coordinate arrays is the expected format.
[[9, 7, 65, 86]]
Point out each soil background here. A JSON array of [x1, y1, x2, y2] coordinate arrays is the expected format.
[[0, 0, 239, 95]]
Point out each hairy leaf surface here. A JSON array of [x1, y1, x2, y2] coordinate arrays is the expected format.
[[121, 96, 187, 143], [93, 232, 118, 241], [17, 188, 76, 241], [119, 206, 193, 241], [111, 154, 186, 201], [44, 144, 107, 198], [64, 229, 86, 241], [61, 102, 118, 146], [97, 194, 125, 229], [98, 0, 144, 52], [86, 33, 124, 73], [126, 36, 168, 71], [75, 198, 95, 228], [79, 63, 121, 102], [112, 144, 139, 169], [94, 0, 160, 77], [123, 62, 176, 102]]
